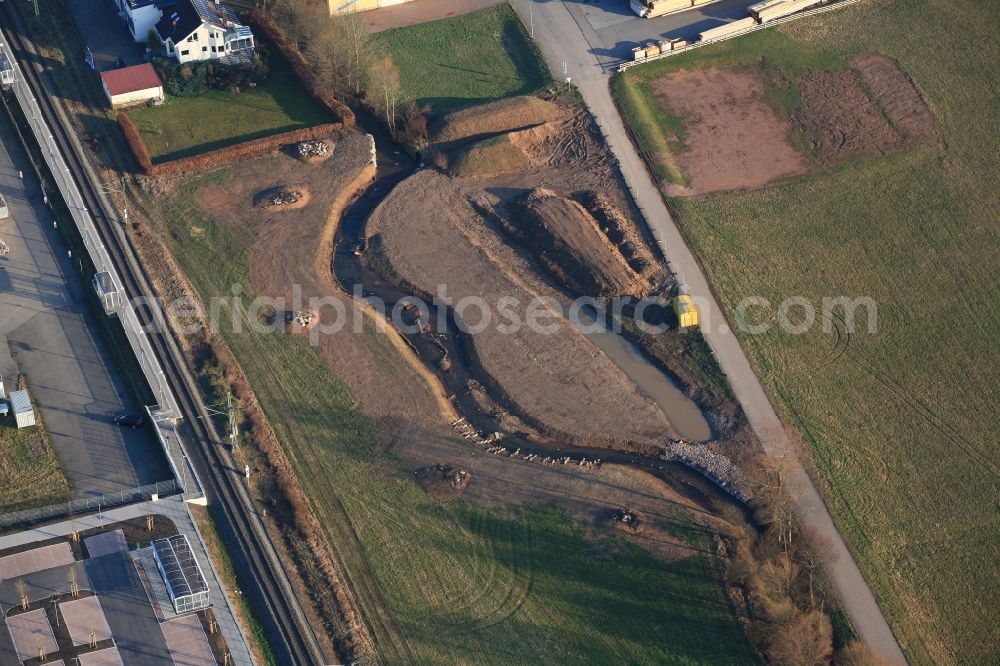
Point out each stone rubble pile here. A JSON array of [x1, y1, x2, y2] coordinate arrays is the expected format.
[[298, 140, 329, 158], [663, 440, 754, 504]]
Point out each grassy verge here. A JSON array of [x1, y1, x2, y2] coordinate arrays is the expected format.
[[127, 57, 330, 162], [0, 414, 70, 512], [190, 504, 277, 666], [371, 3, 551, 113], [151, 168, 755, 665], [613, 3, 999, 663]]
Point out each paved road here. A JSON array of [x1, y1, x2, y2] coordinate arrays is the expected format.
[[507, 0, 906, 662], [0, 111, 171, 498]]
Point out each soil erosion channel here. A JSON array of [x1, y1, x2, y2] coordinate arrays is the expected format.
[[333, 132, 709, 445]]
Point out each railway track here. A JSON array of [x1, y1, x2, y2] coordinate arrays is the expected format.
[[0, 9, 326, 665]]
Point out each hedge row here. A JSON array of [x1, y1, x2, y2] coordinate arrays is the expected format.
[[249, 9, 356, 127], [118, 113, 342, 176]]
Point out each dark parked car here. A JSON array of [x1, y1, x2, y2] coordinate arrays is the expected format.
[[114, 413, 144, 428]]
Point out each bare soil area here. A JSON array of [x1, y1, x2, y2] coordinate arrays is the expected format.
[[651, 68, 808, 195], [503, 188, 649, 297], [652, 57, 937, 192], [851, 53, 937, 141], [368, 169, 675, 446], [193, 131, 451, 431], [794, 68, 901, 165]]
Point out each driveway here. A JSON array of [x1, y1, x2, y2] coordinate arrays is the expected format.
[[0, 108, 171, 499], [64, 0, 146, 71], [506, 0, 907, 662]]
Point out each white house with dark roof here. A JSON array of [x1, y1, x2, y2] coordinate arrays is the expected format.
[[155, 0, 254, 64]]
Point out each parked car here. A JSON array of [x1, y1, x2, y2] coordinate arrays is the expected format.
[[114, 413, 144, 428]]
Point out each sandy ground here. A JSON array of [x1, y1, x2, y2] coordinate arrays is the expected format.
[[652, 68, 808, 195]]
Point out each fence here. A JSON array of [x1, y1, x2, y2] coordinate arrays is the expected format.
[[0, 480, 180, 530], [618, 0, 863, 71], [0, 34, 202, 498]]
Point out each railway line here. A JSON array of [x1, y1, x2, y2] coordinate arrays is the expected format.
[[0, 8, 326, 665]]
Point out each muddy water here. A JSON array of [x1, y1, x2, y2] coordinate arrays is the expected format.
[[575, 307, 711, 441], [334, 114, 709, 446]]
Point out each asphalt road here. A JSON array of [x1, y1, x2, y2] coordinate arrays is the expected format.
[[506, 0, 907, 662], [0, 110, 171, 498]]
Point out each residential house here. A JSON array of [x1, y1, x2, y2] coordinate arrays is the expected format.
[[155, 0, 255, 64], [100, 63, 165, 107], [115, 0, 176, 43]]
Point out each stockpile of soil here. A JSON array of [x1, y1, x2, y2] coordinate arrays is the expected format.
[[850, 53, 937, 141], [429, 95, 564, 145], [367, 170, 675, 446], [573, 190, 664, 287], [504, 188, 647, 297]]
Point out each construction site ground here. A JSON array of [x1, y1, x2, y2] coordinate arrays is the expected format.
[[138, 100, 758, 662]]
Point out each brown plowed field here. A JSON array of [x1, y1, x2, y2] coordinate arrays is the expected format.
[[851, 53, 937, 141], [651, 67, 808, 195], [651, 57, 936, 192], [368, 170, 675, 446], [794, 68, 901, 164]]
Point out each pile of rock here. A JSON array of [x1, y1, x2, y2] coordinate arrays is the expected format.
[[298, 140, 329, 158], [663, 440, 753, 504], [269, 190, 302, 207]]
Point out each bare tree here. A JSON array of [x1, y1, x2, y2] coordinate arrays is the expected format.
[[797, 526, 837, 607], [366, 57, 403, 136], [769, 609, 834, 666], [339, 10, 372, 95], [752, 455, 800, 556]]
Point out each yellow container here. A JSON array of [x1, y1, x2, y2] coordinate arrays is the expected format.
[[673, 295, 699, 328]]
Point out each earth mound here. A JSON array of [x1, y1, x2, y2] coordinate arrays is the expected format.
[[504, 188, 648, 297], [429, 95, 563, 145]]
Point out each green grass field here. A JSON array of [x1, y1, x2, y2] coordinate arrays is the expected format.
[[0, 417, 70, 513], [127, 58, 330, 162], [153, 169, 754, 664], [371, 3, 552, 113], [612, 2, 999, 663]]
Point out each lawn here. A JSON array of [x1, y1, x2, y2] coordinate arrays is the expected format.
[[127, 58, 331, 162], [0, 416, 70, 513], [152, 169, 755, 665], [371, 3, 552, 113], [612, 2, 1000, 663]]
